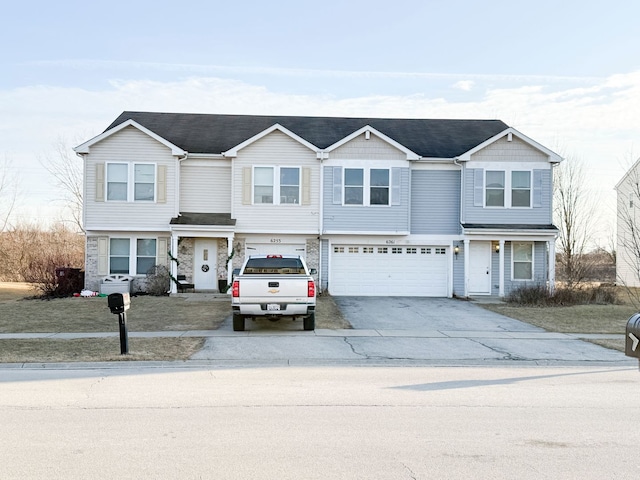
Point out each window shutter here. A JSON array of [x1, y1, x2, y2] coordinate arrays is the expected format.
[[332, 167, 342, 204], [97, 237, 108, 275], [301, 167, 311, 205], [157, 165, 167, 203], [473, 169, 484, 206], [391, 168, 401, 205], [533, 170, 543, 207], [95, 163, 105, 202], [242, 167, 252, 205], [157, 237, 169, 267]]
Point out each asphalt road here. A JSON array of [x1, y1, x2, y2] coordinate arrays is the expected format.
[[1, 365, 639, 479]]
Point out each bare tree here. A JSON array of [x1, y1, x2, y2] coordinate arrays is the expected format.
[[40, 137, 84, 232], [0, 156, 19, 232], [553, 155, 599, 286]]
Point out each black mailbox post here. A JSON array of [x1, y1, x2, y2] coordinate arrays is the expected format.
[[108, 293, 130, 354], [625, 313, 640, 368]]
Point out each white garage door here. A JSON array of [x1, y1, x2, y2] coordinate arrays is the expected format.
[[245, 243, 306, 257], [329, 245, 449, 296]]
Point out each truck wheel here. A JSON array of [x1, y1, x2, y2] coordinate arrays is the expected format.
[[303, 312, 315, 331], [233, 314, 245, 332]]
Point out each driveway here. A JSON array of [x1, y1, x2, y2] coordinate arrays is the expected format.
[[191, 297, 631, 366]]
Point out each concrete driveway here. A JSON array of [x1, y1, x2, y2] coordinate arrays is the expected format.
[[191, 297, 631, 366]]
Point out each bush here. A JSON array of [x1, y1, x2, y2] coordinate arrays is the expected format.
[[506, 283, 618, 306], [145, 265, 171, 296]]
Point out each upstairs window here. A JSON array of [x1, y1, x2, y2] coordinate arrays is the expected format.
[[134, 164, 155, 201], [345, 168, 364, 205], [370, 169, 390, 205], [511, 171, 531, 207], [253, 166, 301, 205], [107, 164, 128, 201], [485, 171, 505, 207]]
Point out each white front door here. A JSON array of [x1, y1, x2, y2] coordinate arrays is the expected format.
[[469, 241, 491, 295], [194, 239, 218, 290]]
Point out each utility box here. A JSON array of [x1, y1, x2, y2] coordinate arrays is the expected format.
[[108, 292, 131, 314], [625, 313, 640, 358]]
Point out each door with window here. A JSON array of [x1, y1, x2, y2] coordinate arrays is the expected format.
[[469, 241, 491, 295], [194, 239, 217, 290]]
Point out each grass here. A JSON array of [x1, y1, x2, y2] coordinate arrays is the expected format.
[[0, 283, 350, 363]]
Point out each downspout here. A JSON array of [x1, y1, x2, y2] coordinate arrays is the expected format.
[[453, 157, 464, 296], [318, 150, 325, 292]]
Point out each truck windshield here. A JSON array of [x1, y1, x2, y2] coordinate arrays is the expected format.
[[243, 257, 306, 274]]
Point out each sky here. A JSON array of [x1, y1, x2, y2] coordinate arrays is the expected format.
[[1, 0, 639, 246]]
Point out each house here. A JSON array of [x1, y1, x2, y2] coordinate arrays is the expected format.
[[74, 112, 562, 297], [615, 159, 640, 287]]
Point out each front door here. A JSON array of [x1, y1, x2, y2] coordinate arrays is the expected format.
[[469, 241, 491, 295], [194, 239, 217, 290]]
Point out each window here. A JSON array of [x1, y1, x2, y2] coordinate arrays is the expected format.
[[107, 163, 157, 202], [107, 164, 128, 201], [363, 247, 374, 254], [136, 239, 157, 275], [370, 169, 389, 205], [378, 247, 388, 254], [392, 247, 402, 254], [253, 166, 301, 205], [280, 168, 300, 204], [513, 243, 533, 280], [486, 171, 505, 207], [109, 238, 130, 274], [254, 167, 274, 204], [511, 171, 531, 207], [134, 164, 155, 201], [348, 247, 359, 253], [345, 168, 364, 205]]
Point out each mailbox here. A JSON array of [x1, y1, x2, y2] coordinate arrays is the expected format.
[[108, 292, 131, 314], [625, 313, 640, 358]]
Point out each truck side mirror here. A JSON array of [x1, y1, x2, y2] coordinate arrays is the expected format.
[[309, 268, 317, 275], [108, 292, 131, 314]]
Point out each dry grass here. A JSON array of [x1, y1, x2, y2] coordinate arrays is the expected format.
[[0, 283, 349, 362]]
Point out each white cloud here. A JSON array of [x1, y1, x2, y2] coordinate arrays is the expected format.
[[453, 80, 475, 91]]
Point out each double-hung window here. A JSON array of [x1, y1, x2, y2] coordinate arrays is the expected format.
[[512, 242, 533, 280], [253, 166, 301, 205], [109, 238, 158, 275], [511, 171, 531, 207], [344, 168, 364, 205], [106, 163, 156, 202], [485, 171, 505, 207], [370, 169, 390, 205]]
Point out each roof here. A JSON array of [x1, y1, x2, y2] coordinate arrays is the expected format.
[[170, 213, 236, 226], [105, 111, 509, 159], [463, 224, 558, 231]]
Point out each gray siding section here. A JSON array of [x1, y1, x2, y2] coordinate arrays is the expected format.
[[411, 170, 461, 235], [322, 166, 410, 232], [452, 247, 465, 296], [464, 168, 553, 224]]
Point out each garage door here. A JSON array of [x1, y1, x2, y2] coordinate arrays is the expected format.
[[329, 245, 449, 296], [245, 243, 306, 257]]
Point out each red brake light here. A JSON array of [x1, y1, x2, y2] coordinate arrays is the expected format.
[[232, 280, 240, 297], [267, 255, 283, 258], [308, 280, 315, 297]]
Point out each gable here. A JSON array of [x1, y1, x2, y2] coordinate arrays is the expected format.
[[329, 133, 407, 160], [88, 125, 176, 158], [470, 136, 550, 164]]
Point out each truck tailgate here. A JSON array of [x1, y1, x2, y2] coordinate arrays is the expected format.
[[235, 275, 311, 301]]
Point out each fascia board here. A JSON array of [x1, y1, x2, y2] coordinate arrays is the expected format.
[[223, 123, 319, 157], [456, 127, 563, 163], [324, 125, 420, 160], [615, 156, 640, 191], [74, 119, 187, 156]]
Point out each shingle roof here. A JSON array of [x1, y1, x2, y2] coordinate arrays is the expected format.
[[106, 111, 509, 159], [170, 213, 236, 226]]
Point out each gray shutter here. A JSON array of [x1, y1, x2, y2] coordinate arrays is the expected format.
[[95, 163, 105, 202], [533, 170, 543, 207], [391, 168, 401, 205], [473, 169, 484, 206], [301, 167, 311, 205], [242, 167, 252, 205], [97, 237, 108, 275], [157, 165, 167, 203], [332, 167, 342, 204]]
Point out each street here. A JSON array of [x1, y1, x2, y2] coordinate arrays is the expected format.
[[1, 365, 639, 479]]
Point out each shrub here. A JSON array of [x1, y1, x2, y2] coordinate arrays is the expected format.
[[506, 283, 618, 306], [145, 265, 171, 296]]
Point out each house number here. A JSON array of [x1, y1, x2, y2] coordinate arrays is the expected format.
[[270, 239, 282, 243], [385, 240, 396, 245]]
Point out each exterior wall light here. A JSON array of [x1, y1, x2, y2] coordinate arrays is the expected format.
[[495, 243, 500, 253], [454, 245, 460, 257]]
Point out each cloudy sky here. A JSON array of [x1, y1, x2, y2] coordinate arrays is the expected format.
[[2, 0, 639, 245]]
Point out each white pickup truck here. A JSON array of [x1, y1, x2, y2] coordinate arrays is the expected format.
[[231, 255, 317, 331]]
